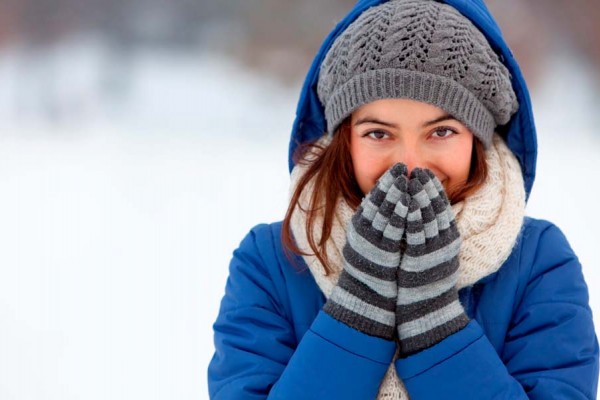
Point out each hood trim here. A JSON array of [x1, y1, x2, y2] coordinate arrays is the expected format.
[[288, 0, 537, 199]]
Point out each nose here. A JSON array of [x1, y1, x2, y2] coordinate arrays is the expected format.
[[395, 143, 424, 177]]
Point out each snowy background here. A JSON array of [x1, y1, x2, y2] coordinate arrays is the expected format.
[[1, 33, 600, 400]]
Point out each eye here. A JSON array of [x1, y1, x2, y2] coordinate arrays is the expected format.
[[431, 127, 457, 139], [364, 130, 389, 140]]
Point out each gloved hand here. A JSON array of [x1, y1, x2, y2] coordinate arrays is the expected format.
[[324, 163, 410, 340], [397, 168, 469, 355]]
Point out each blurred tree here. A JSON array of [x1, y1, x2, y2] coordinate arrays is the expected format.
[[0, 1, 20, 46], [532, 0, 600, 69], [225, 0, 357, 82], [226, 0, 600, 85], [488, 0, 600, 87], [1, 0, 598, 86]]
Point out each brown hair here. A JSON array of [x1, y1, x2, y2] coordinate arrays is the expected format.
[[281, 119, 488, 274]]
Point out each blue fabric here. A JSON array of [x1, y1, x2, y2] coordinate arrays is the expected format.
[[288, 0, 537, 199], [208, 219, 599, 399], [209, 1, 596, 397]]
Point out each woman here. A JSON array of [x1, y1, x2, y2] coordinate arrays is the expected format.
[[208, 0, 599, 398]]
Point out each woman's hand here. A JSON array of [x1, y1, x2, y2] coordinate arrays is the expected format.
[[324, 163, 410, 340], [397, 168, 469, 355]]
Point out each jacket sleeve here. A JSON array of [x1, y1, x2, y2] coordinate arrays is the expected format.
[[395, 222, 599, 399], [208, 224, 396, 399]]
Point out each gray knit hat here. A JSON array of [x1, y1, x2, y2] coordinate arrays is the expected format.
[[317, 0, 519, 147]]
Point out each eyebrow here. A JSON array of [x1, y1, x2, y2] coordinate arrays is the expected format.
[[423, 114, 457, 127], [353, 117, 398, 128], [353, 113, 457, 128]]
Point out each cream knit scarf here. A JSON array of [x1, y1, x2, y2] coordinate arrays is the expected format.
[[289, 134, 526, 399]]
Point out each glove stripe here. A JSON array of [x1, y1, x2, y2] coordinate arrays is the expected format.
[[361, 190, 386, 220], [397, 272, 458, 305], [399, 237, 461, 271], [406, 203, 421, 222], [403, 227, 460, 255], [400, 313, 469, 355], [397, 168, 468, 354], [342, 244, 398, 280], [376, 184, 407, 218], [397, 258, 458, 288], [323, 302, 396, 339], [405, 229, 460, 258], [405, 218, 455, 236], [351, 216, 402, 252], [398, 299, 465, 340], [362, 169, 404, 219], [411, 191, 437, 223], [328, 287, 396, 326], [405, 220, 438, 245], [420, 178, 443, 204], [346, 222, 401, 268], [324, 163, 408, 340], [336, 271, 397, 312], [396, 288, 459, 324], [382, 223, 406, 242], [388, 199, 410, 227], [361, 180, 408, 230], [416, 181, 448, 214], [406, 202, 452, 235], [341, 255, 397, 296]]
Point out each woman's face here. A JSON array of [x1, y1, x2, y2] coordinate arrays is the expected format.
[[350, 98, 474, 195]]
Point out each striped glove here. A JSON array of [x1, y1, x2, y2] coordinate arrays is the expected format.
[[397, 168, 469, 355], [324, 163, 410, 340]]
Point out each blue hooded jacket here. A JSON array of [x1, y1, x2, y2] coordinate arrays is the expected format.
[[208, 1, 599, 398]]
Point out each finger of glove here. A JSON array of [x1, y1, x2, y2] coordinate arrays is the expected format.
[[410, 169, 446, 240], [407, 169, 434, 217], [401, 206, 460, 285], [400, 196, 461, 273], [423, 169, 450, 205], [416, 168, 454, 233], [352, 175, 408, 253], [423, 168, 454, 226], [404, 197, 425, 250], [414, 168, 448, 217], [385, 189, 410, 242], [408, 173, 437, 235], [361, 163, 407, 221], [398, 221, 460, 303], [420, 170, 460, 238], [373, 173, 407, 225], [376, 172, 408, 226], [353, 165, 407, 250]]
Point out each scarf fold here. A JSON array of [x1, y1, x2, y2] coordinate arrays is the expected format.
[[289, 134, 525, 399]]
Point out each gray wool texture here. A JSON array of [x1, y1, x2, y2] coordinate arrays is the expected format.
[[324, 163, 410, 340], [397, 168, 468, 355], [317, 0, 519, 147]]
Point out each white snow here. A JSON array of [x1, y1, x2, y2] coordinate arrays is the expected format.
[[0, 42, 598, 399]]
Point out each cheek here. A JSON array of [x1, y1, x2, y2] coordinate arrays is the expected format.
[[440, 140, 473, 190], [350, 144, 390, 195]]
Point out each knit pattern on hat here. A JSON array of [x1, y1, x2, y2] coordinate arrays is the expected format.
[[317, 0, 518, 147], [289, 134, 525, 399]]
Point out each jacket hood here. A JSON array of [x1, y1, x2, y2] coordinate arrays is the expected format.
[[288, 0, 537, 199]]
